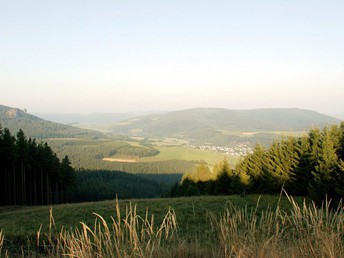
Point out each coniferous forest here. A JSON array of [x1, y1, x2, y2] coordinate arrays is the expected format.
[[172, 122, 344, 205], [0, 126, 178, 205], [2, 122, 344, 206], [0, 125, 75, 205]]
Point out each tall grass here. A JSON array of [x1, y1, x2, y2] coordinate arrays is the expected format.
[[0, 230, 3, 255], [210, 193, 344, 258], [39, 198, 179, 258], [1, 194, 343, 257]]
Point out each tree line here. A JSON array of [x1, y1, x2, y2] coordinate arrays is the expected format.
[[0, 125, 75, 206], [171, 122, 344, 205], [69, 170, 168, 202]]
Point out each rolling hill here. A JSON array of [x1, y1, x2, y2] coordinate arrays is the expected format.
[[0, 105, 106, 139], [108, 108, 340, 145]]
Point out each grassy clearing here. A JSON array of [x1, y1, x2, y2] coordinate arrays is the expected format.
[[0, 194, 343, 257], [140, 146, 238, 166], [147, 137, 189, 147], [103, 157, 137, 162], [102, 145, 240, 166]]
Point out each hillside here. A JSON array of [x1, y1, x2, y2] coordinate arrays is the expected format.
[[0, 105, 106, 139], [109, 108, 340, 145], [34, 111, 163, 126]]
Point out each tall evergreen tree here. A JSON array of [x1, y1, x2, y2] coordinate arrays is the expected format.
[[308, 126, 339, 204], [0, 127, 75, 206], [236, 144, 267, 193], [292, 136, 312, 195], [263, 137, 299, 193]]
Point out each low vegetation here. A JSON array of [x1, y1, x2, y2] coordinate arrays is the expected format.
[[0, 194, 343, 257]]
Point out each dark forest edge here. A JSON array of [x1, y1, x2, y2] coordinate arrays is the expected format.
[[172, 122, 344, 206], [69, 170, 174, 202], [0, 126, 75, 206], [0, 126, 180, 206]]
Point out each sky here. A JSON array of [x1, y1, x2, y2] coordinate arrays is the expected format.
[[1, 0, 344, 116]]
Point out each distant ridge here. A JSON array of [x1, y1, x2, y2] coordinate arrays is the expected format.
[[0, 105, 106, 139], [108, 107, 340, 145]]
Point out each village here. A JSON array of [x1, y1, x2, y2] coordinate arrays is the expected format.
[[190, 144, 253, 156]]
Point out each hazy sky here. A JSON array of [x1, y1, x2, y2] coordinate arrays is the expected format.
[[1, 0, 343, 115]]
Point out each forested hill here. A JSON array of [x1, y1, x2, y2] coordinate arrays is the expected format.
[[109, 108, 340, 140], [0, 105, 105, 139]]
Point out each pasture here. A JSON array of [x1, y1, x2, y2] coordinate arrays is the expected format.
[[0, 194, 343, 257]]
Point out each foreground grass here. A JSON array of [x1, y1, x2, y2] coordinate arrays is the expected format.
[[0, 194, 343, 257]]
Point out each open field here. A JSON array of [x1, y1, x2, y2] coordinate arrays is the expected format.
[[103, 157, 137, 163], [102, 146, 240, 167], [1, 194, 343, 257], [139, 146, 239, 166]]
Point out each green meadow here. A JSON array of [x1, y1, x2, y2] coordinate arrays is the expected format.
[[1, 194, 343, 257], [139, 146, 240, 166]]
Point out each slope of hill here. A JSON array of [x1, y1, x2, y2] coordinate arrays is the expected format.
[[0, 105, 106, 139], [34, 111, 165, 126], [108, 108, 340, 145]]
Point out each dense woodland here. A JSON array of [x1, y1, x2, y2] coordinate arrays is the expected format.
[[48, 139, 196, 174], [172, 123, 344, 205], [2, 118, 344, 207], [69, 170, 168, 202], [0, 126, 181, 205], [0, 126, 75, 205]]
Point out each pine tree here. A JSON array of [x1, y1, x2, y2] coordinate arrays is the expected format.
[[59, 155, 75, 202], [308, 126, 340, 204], [292, 135, 312, 195], [237, 144, 267, 193], [0, 127, 75, 206], [263, 137, 299, 193], [185, 161, 212, 182]]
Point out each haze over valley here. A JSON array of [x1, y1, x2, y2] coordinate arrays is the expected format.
[[1, 1, 344, 256]]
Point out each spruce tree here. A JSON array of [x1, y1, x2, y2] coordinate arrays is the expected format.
[[292, 135, 312, 195], [308, 126, 339, 204], [239, 144, 267, 193]]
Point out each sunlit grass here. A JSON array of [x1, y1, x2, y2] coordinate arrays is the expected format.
[[0, 194, 343, 257]]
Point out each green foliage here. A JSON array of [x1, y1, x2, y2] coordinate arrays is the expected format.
[[0, 126, 75, 205], [70, 170, 166, 202], [236, 144, 267, 193], [47, 139, 195, 174], [308, 126, 341, 203], [182, 162, 212, 182], [173, 123, 344, 205]]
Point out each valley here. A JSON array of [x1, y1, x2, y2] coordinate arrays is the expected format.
[[1, 105, 340, 177], [1, 104, 344, 257]]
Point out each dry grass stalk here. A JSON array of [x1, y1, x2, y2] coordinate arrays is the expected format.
[[211, 192, 344, 258], [0, 230, 3, 254], [41, 197, 178, 257], [2, 194, 342, 257]]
